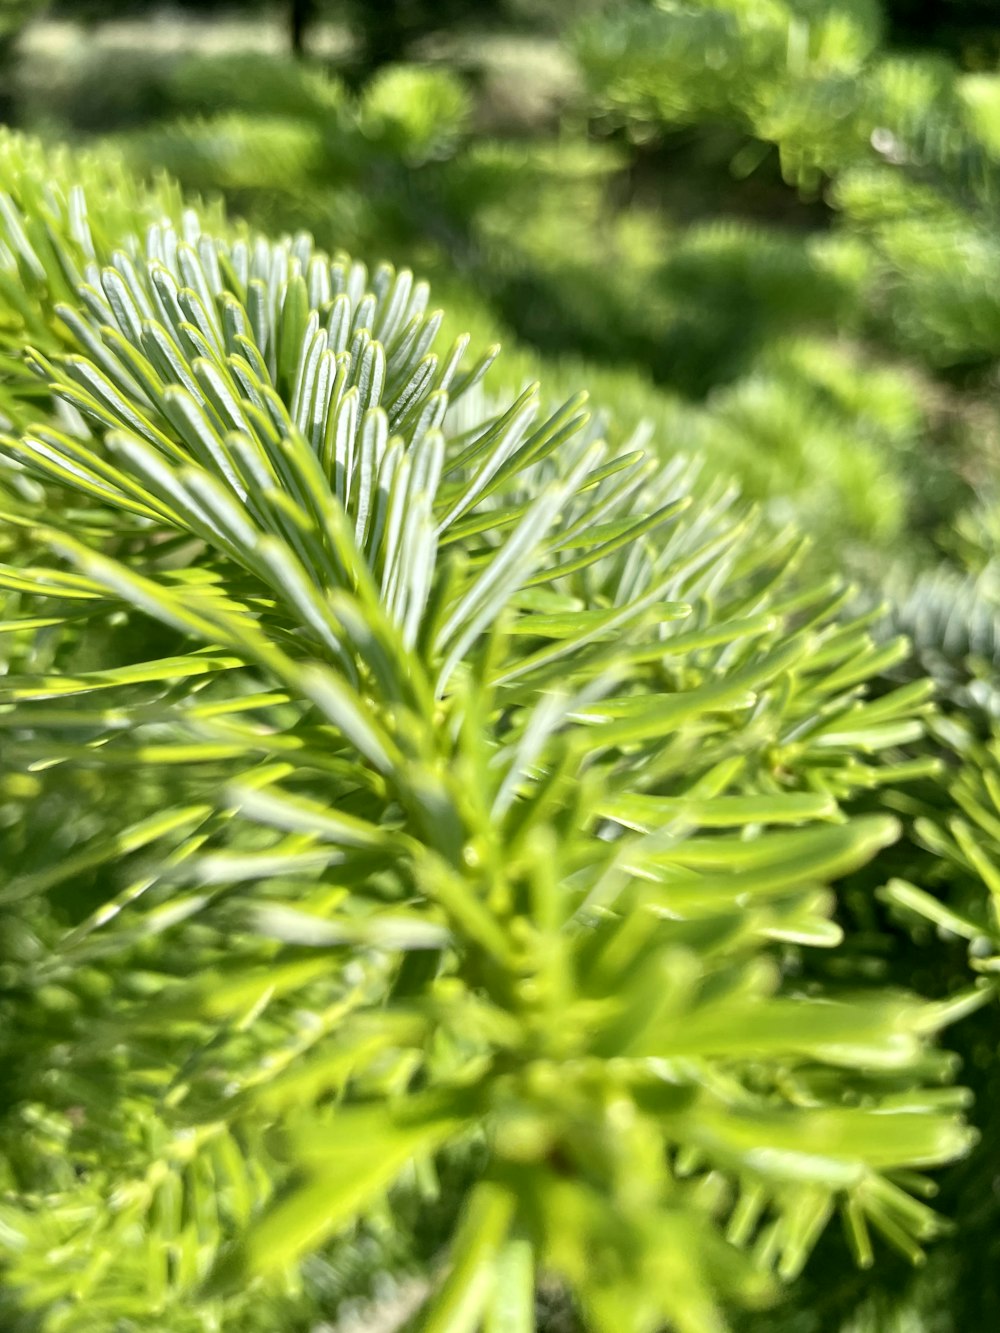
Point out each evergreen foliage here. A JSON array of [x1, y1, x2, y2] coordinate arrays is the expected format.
[[8, 46, 948, 566], [577, 0, 1000, 378], [17, 4, 989, 571], [0, 130, 987, 1333]]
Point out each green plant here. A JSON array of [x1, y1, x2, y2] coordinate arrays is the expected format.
[[720, 497, 1000, 1333], [0, 130, 990, 1333], [9, 19, 970, 570], [577, 0, 1000, 379]]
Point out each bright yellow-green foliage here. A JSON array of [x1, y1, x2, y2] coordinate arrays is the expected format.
[[0, 129, 988, 1333]]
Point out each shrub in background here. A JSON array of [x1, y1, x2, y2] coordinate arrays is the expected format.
[[8, 3, 982, 572], [578, 0, 1000, 383], [48, 51, 956, 570]]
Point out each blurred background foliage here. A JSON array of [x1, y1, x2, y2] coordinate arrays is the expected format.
[[5, 1, 1000, 1331], [5, 0, 1000, 572]]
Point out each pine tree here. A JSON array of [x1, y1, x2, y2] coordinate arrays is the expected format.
[[0, 129, 988, 1333]]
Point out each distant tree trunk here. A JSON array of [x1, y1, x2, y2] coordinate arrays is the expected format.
[[290, 0, 317, 58], [352, 0, 507, 77], [0, 36, 17, 125], [355, 0, 416, 76]]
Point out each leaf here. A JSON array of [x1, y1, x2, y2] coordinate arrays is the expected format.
[[0, 652, 242, 702], [203, 1100, 467, 1295], [484, 1238, 535, 1333], [420, 1181, 517, 1333], [245, 903, 450, 951], [572, 637, 811, 750], [0, 805, 212, 905], [880, 878, 983, 941], [635, 993, 922, 1068], [525, 496, 691, 586], [637, 815, 899, 887], [298, 664, 401, 775], [434, 446, 601, 691], [598, 792, 837, 832]]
